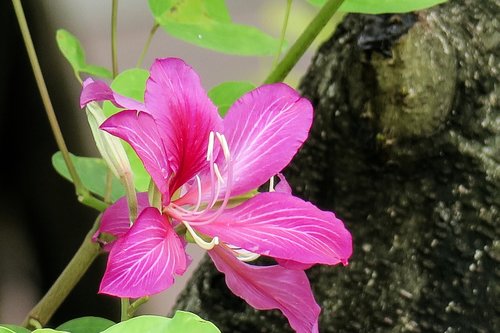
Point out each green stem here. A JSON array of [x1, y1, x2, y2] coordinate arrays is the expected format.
[[264, 0, 345, 84], [12, 0, 106, 212], [111, 0, 119, 77], [121, 298, 131, 321], [128, 296, 150, 318], [272, 0, 293, 69], [136, 23, 160, 68], [22, 218, 102, 329]]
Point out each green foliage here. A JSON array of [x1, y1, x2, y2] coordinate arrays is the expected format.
[[208, 81, 256, 116], [102, 69, 150, 192], [308, 0, 448, 13], [56, 30, 112, 79], [0, 326, 30, 333], [32, 330, 68, 333], [148, 0, 281, 55], [56, 317, 115, 333], [101, 312, 220, 333], [52, 152, 125, 202]]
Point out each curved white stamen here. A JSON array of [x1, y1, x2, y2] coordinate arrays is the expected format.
[[236, 252, 261, 262], [192, 175, 202, 212], [183, 221, 219, 250], [206, 131, 215, 161], [269, 175, 275, 192], [213, 163, 224, 184]]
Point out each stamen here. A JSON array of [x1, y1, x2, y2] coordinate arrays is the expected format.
[[206, 131, 215, 161], [192, 175, 202, 212], [183, 221, 219, 250], [227, 245, 260, 262], [269, 175, 275, 192]]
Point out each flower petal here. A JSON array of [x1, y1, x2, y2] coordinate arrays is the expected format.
[[275, 173, 292, 194], [80, 78, 146, 111], [99, 208, 189, 298], [196, 192, 352, 266], [275, 258, 313, 271], [209, 246, 320, 333], [100, 110, 171, 197], [93, 193, 150, 250], [221, 83, 312, 196], [144, 58, 222, 192]]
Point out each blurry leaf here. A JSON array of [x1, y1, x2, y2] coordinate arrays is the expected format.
[[0, 327, 15, 333], [56, 29, 112, 79], [149, 0, 280, 55], [56, 317, 115, 333], [167, 311, 220, 333], [100, 315, 171, 333], [0, 325, 29, 333], [101, 68, 150, 192], [208, 81, 255, 116], [308, 0, 448, 13], [32, 330, 68, 333], [101, 312, 220, 333], [52, 152, 125, 202]]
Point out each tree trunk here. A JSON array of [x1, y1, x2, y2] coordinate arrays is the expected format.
[[174, 1, 499, 332]]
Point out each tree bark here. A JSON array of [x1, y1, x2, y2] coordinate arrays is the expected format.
[[174, 1, 499, 332]]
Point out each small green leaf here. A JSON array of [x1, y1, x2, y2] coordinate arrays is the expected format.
[[308, 0, 448, 13], [56, 29, 112, 79], [168, 311, 220, 333], [149, 0, 280, 55], [208, 81, 255, 116], [0, 325, 29, 333], [100, 315, 171, 333], [101, 68, 150, 192], [52, 152, 125, 202], [56, 317, 115, 333]]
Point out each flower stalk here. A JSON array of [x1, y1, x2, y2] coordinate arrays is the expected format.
[[264, 0, 345, 84]]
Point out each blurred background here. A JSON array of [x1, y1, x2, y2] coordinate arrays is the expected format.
[[0, 0, 340, 326]]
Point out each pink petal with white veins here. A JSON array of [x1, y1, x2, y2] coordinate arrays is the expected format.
[[99, 208, 188, 298], [93, 192, 150, 251], [80, 78, 146, 111], [101, 110, 171, 198], [196, 192, 352, 266], [145, 58, 222, 193], [209, 246, 320, 333], [220, 83, 312, 196]]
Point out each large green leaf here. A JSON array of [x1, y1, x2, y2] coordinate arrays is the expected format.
[[56, 317, 115, 333], [0, 327, 15, 333], [52, 152, 125, 202], [167, 311, 220, 333], [56, 29, 112, 79], [101, 312, 220, 333], [0, 326, 29, 333], [308, 0, 448, 13], [208, 81, 255, 116], [102, 68, 150, 192], [149, 0, 280, 55], [32, 330, 68, 333]]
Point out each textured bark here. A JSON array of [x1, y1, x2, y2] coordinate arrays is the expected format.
[[174, 1, 499, 332]]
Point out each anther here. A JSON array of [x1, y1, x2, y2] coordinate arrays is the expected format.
[[183, 221, 219, 250]]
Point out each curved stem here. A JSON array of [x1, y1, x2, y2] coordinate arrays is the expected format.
[[121, 298, 131, 321], [22, 218, 102, 329], [264, 0, 345, 84], [111, 0, 119, 77], [272, 0, 293, 69], [12, 0, 106, 211], [136, 23, 160, 68]]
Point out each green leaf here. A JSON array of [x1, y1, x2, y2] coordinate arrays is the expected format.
[[208, 81, 255, 116], [149, 0, 280, 55], [102, 68, 150, 192], [52, 152, 125, 202], [56, 29, 112, 79], [32, 330, 68, 333], [100, 315, 171, 333], [56, 317, 115, 333], [0, 325, 29, 333], [167, 311, 220, 333], [101, 312, 220, 333], [308, 0, 448, 13]]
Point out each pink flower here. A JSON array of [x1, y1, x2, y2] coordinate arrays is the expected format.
[[81, 58, 352, 333]]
